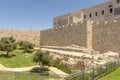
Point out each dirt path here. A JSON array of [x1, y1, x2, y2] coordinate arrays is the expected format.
[[0, 64, 69, 78]]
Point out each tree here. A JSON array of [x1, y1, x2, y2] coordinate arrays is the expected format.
[[33, 50, 52, 71], [42, 51, 52, 66], [18, 41, 34, 53], [0, 37, 16, 57]]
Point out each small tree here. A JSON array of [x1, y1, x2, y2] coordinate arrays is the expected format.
[[18, 41, 34, 53], [0, 37, 16, 57], [33, 50, 52, 71], [41, 51, 52, 66]]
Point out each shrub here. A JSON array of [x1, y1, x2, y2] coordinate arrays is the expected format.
[[18, 41, 34, 53], [53, 59, 71, 74]]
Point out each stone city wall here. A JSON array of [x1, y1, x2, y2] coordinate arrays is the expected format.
[[0, 30, 40, 47], [40, 22, 87, 47], [92, 20, 120, 53], [0, 19, 120, 53], [41, 19, 120, 53]]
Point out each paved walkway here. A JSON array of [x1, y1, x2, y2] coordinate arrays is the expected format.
[[0, 64, 68, 78]]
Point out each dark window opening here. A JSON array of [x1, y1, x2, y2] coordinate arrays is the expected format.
[[116, 0, 120, 3], [89, 13, 92, 18], [54, 22, 56, 25], [95, 12, 98, 16], [114, 7, 120, 15], [109, 5, 112, 7], [84, 15, 86, 19], [110, 8, 113, 13], [102, 10, 104, 15]]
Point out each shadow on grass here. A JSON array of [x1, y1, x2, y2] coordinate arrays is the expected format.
[[30, 67, 50, 76], [0, 54, 16, 58]]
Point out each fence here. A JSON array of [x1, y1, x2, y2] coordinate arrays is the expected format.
[[0, 60, 119, 80], [0, 71, 59, 80], [65, 59, 120, 80]]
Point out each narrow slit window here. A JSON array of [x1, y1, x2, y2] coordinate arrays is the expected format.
[[84, 15, 86, 19], [89, 13, 92, 18], [102, 10, 104, 15], [95, 12, 98, 16], [110, 8, 113, 13]]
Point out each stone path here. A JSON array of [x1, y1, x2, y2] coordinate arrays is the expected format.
[[0, 64, 68, 78]]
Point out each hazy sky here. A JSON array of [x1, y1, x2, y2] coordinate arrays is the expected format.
[[0, 0, 109, 30]]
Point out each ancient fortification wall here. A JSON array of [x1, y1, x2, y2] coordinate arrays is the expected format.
[[92, 20, 120, 53], [40, 22, 87, 47], [0, 21, 120, 53], [0, 30, 40, 47], [40, 19, 120, 53]]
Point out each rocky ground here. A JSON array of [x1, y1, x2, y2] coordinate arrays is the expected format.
[[41, 45, 119, 71]]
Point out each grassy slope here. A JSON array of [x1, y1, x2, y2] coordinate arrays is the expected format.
[[99, 68, 120, 80], [0, 71, 59, 80], [0, 51, 71, 75], [0, 51, 36, 68]]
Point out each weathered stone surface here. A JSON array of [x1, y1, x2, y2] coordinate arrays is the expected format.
[[0, 30, 40, 47], [92, 20, 120, 53], [40, 22, 87, 47]]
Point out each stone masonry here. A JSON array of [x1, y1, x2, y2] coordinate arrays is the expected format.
[[40, 22, 87, 47], [0, 0, 120, 53], [40, 19, 120, 53], [92, 20, 120, 53], [40, 0, 120, 53], [0, 29, 40, 47]]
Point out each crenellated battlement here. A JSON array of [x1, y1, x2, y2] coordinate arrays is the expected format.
[[40, 19, 120, 53]]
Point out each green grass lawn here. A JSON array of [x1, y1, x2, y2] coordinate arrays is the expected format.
[[0, 71, 59, 80], [0, 51, 36, 68], [99, 67, 120, 80], [0, 51, 60, 80]]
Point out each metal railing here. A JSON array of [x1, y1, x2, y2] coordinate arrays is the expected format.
[[0, 60, 119, 80], [0, 71, 60, 80], [65, 59, 120, 80]]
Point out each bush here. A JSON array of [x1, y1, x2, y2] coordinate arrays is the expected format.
[[18, 41, 34, 53], [53, 59, 71, 74], [33, 50, 53, 68], [0, 37, 17, 57]]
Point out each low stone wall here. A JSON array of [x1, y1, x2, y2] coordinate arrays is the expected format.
[[0, 30, 40, 47]]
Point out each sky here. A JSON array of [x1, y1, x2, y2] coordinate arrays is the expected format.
[[0, 0, 109, 30]]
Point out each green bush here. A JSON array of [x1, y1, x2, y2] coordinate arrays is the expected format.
[[18, 41, 34, 53], [53, 59, 71, 74], [0, 37, 17, 57]]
